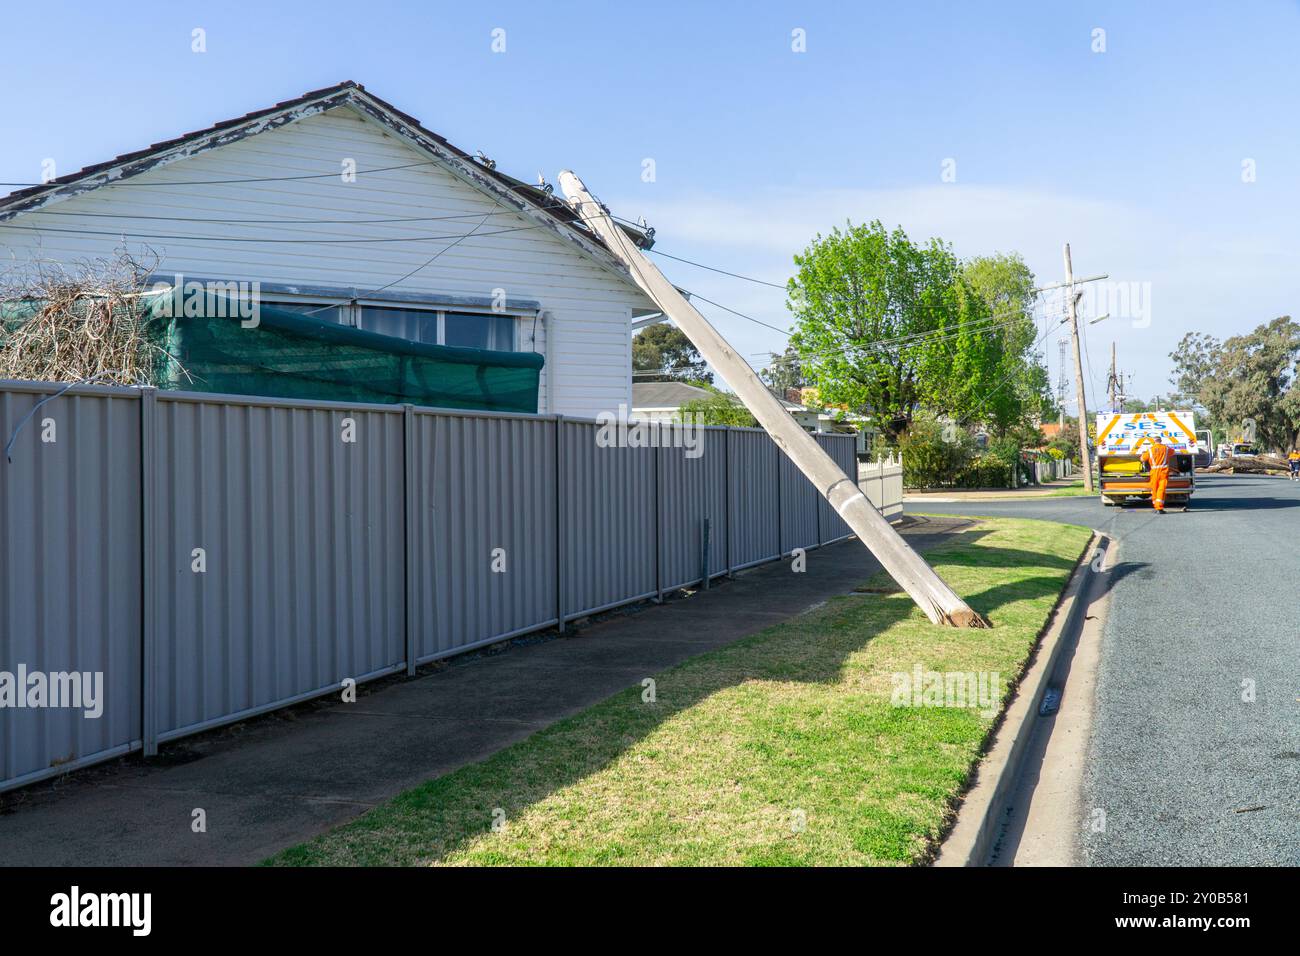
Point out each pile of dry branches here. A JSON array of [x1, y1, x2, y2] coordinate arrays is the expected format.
[[0, 249, 173, 386]]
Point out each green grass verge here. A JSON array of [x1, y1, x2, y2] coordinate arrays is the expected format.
[[1035, 480, 1093, 498], [267, 516, 1091, 867]]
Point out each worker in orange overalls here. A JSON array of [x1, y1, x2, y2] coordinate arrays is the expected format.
[[1141, 436, 1174, 514]]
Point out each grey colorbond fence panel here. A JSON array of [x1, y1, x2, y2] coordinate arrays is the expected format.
[[0, 378, 879, 793], [559, 420, 656, 618], [151, 397, 406, 741], [778, 445, 820, 555], [726, 428, 780, 570], [0, 385, 141, 792], [657, 426, 728, 590], [816, 434, 855, 544], [411, 412, 557, 662]]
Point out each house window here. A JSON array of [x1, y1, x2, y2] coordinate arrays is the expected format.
[[260, 299, 521, 352], [357, 305, 439, 344], [358, 305, 517, 351], [444, 311, 516, 351], [264, 300, 348, 324]]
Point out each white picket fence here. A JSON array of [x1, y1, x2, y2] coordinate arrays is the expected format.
[[1032, 456, 1074, 484], [858, 452, 904, 519]]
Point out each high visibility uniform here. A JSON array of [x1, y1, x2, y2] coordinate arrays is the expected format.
[[1141, 442, 1173, 511]]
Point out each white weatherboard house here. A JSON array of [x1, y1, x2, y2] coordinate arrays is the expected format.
[[0, 81, 659, 418]]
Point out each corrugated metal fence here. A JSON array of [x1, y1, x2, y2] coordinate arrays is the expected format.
[[0, 381, 867, 793]]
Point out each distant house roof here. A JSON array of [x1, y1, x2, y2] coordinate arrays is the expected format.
[[0, 81, 652, 268], [632, 381, 812, 414], [631, 381, 714, 409]]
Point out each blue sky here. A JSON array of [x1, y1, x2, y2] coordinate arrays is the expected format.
[[4, 0, 1299, 405]]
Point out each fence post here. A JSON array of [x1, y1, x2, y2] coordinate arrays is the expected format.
[[878, 454, 886, 514], [701, 517, 711, 589], [139, 386, 158, 758], [815, 437, 824, 550], [402, 404, 416, 676], [775, 437, 784, 559], [724, 428, 734, 577], [555, 415, 566, 631], [653, 423, 663, 603]]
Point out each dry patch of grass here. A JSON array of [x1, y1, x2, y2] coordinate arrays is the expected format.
[[268, 517, 1091, 867]]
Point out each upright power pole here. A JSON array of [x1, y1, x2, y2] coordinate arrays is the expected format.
[[560, 171, 986, 628], [1107, 342, 1119, 413], [1063, 243, 1094, 492], [1057, 338, 1070, 428]]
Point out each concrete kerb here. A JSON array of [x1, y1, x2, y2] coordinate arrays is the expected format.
[[934, 528, 1109, 867]]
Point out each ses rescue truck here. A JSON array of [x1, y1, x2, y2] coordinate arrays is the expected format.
[[1095, 410, 1197, 508]]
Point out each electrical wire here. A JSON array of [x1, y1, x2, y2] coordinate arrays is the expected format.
[[0, 160, 442, 188], [366, 212, 495, 299], [13, 207, 548, 226], [578, 188, 1053, 424], [7, 155, 1056, 418], [647, 249, 787, 289], [756, 307, 1042, 370], [0, 221, 544, 244], [683, 291, 791, 335], [955, 313, 1071, 428]]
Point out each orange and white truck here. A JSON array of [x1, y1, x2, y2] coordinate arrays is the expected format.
[[1095, 410, 1198, 508]]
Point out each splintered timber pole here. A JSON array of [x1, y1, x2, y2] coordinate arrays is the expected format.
[[559, 171, 986, 627]]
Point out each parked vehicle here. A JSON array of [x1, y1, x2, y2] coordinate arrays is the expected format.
[[1095, 410, 1196, 508], [1194, 428, 1214, 468]]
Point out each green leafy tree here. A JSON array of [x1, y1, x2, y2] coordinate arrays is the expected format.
[[1047, 420, 1081, 463], [760, 344, 805, 396], [786, 222, 1045, 443], [677, 391, 757, 427], [961, 253, 1055, 432], [632, 322, 712, 384], [897, 414, 971, 488], [1168, 332, 1221, 405], [1174, 318, 1300, 451]]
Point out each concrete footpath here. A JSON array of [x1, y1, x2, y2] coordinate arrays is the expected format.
[[0, 516, 970, 866]]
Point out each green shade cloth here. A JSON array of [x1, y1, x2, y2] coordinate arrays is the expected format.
[[121, 295, 540, 413], [3, 295, 544, 413]]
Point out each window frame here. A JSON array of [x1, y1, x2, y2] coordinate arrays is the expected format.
[[260, 295, 352, 325], [261, 296, 522, 352], [354, 300, 519, 352]]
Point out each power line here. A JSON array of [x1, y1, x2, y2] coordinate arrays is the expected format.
[[758, 304, 1044, 369], [5, 191, 606, 227], [0, 221, 543, 244], [647, 249, 787, 289], [13, 207, 544, 226], [366, 212, 494, 300], [0, 193, 666, 252], [684, 291, 791, 335], [955, 313, 1072, 428], [0, 159, 442, 188]]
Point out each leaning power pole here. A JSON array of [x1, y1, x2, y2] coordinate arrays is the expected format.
[[560, 171, 986, 628], [1063, 243, 1094, 492]]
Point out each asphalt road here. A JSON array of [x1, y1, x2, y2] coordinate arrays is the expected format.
[[907, 474, 1300, 866]]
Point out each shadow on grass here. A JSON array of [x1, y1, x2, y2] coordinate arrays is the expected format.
[[268, 525, 1086, 867], [932, 543, 1080, 574]]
